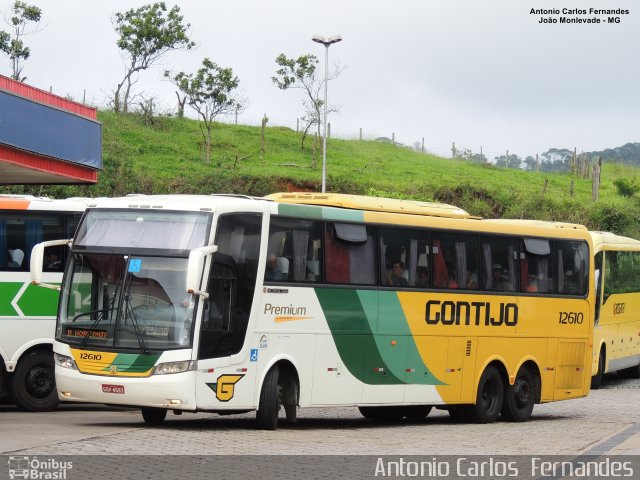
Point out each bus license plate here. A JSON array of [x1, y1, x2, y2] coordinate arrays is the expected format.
[[102, 384, 125, 394]]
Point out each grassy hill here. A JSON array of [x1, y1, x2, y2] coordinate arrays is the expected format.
[[4, 110, 640, 238]]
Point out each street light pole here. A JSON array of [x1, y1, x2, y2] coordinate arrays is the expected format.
[[312, 34, 342, 193]]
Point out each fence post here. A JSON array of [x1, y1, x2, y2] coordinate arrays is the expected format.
[[592, 156, 602, 201]]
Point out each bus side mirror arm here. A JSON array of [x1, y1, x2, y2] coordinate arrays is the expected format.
[[30, 239, 72, 290], [186, 245, 218, 298]]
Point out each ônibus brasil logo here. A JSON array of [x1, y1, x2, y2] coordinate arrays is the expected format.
[[8, 456, 73, 479]]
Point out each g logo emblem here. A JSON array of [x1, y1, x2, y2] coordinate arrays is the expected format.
[[207, 374, 244, 402], [109, 365, 118, 374]]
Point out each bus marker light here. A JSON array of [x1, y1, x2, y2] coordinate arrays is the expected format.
[[327, 367, 337, 372], [168, 399, 182, 405], [391, 340, 397, 346], [208, 369, 215, 373], [406, 368, 415, 373], [61, 392, 71, 397], [236, 368, 247, 373], [374, 368, 384, 372]]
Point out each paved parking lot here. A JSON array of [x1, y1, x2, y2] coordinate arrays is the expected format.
[[1, 374, 638, 457]]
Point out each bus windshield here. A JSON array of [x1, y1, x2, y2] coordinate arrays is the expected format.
[[57, 253, 195, 351]]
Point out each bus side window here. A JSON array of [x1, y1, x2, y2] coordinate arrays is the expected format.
[[480, 237, 517, 291], [325, 223, 375, 285], [520, 238, 553, 294], [557, 240, 588, 295], [266, 217, 322, 283]]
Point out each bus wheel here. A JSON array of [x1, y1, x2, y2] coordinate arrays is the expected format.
[[501, 366, 536, 422], [403, 405, 432, 420], [591, 349, 605, 389], [141, 407, 167, 425], [465, 365, 503, 423], [256, 366, 280, 430], [12, 351, 59, 412]]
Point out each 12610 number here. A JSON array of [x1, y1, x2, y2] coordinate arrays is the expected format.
[[558, 312, 584, 324]]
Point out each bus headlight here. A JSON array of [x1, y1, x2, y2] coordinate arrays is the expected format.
[[54, 353, 78, 371], [152, 361, 196, 375]]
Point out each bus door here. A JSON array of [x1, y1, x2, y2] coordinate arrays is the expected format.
[[194, 214, 262, 409]]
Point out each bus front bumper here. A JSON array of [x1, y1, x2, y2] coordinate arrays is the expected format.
[[55, 366, 197, 410]]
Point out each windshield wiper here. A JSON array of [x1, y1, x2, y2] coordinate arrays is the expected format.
[[124, 295, 149, 354]]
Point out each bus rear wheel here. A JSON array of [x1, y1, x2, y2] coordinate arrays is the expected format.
[[501, 366, 536, 422], [141, 407, 167, 425], [464, 365, 503, 423], [11, 351, 59, 412]]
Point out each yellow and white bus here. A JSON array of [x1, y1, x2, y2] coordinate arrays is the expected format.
[[590, 231, 640, 388], [0, 195, 86, 411], [33, 193, 594, 428]]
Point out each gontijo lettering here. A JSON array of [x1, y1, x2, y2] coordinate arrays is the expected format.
[[426, 300, 518, 326]]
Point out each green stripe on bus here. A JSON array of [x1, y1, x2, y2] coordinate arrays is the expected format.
[[103, 353, 161, 373], [316, 288, 445, 386], [315, 288, 403, 385], [277, 203, 364, 222], [0, 283, 22, 316], [18, 284, 60, 316], [377, 291, 445, 385]]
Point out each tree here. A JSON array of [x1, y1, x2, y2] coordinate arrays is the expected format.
[[165, 58, 241, 164], [0, 1, 42, 82], [272, 53, 342, 167], [112, 2, 194, 113]]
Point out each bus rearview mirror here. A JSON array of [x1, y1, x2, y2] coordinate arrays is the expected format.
[[186, 245, 218, 298], [30, 239, 72, 290]]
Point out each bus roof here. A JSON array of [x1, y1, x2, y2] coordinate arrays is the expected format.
[[0, 194, 90, 212], [589, 231, 640, 252], [483, 218, 588, 231], [265, 192, 472, 219]]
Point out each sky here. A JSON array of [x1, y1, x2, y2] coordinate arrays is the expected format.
[[4, 0, 639, 161]]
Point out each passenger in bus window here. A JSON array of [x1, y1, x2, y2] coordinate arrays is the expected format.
[[492, 263, 512, 290], [415, 268, 429, 287], [387, 261, 408, 286], [563, 270, 578, 294], [525, 274, 538, 292], [46, 253, 62, 270], [8, 249, 24, 268], [265, 253, 287, 281], [447, 270, 459, 289]]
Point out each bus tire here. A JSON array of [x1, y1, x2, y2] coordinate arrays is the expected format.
[[403, 405, 432, 420], [11, 351, 59, 412], [358, 406, 404, 421], [256, 366, 280, 430], [591, 349, 605, 389], [501, 366, 536, 422], [464, 365, 503, 423], [141, 407, 167, 425]]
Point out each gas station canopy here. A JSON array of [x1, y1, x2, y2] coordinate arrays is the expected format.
[[0, 75, 102, 184]]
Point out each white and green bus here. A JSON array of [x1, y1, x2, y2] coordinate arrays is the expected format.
[[1, 195, 86, 410], [34, 193, 594, 428], [590, 231, 640, 388]]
